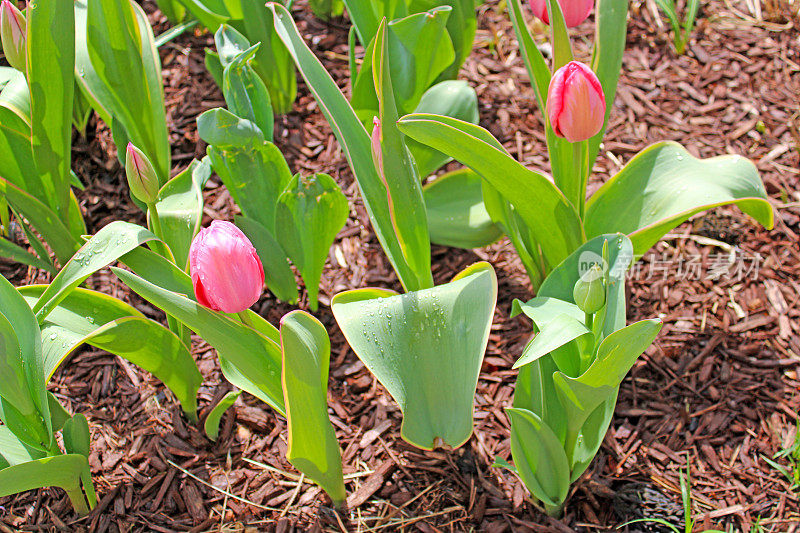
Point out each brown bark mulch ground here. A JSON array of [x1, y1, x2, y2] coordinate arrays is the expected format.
[[2, 0, 799, 531]]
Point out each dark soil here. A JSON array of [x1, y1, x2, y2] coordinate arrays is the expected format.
[[1, 0, 799, 531]]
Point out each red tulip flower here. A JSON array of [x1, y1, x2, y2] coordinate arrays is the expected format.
[[189, 221, 264, 314], [547, 61, 606, 143], [529, 0, 593, 27]]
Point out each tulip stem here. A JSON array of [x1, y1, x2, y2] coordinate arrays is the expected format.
[[585, 312, 593, 331], [575, 141, 589, 220]]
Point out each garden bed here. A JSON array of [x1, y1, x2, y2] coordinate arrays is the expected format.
[[1, 0, 799, 531]]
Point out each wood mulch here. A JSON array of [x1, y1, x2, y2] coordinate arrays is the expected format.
[[2, 0, 799, 531]]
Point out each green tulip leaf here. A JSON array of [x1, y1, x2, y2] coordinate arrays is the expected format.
[[371, 21, 433, 290], [586, 142, 774, 256], [513, 314, 592, 370], [275, 174, 349, 311], [20, 286, 202, 419], [33, 222, 157, 322], [26, 0, 75, 223], [0, 425, 45, 468], [423, 168, 502, 249], [331, 262, 497, 450], [0, 454, 96, 515], [280, 311, 346, 507], [84, 0, 170, 183], [507, 407, 570, 508], [62, 414, 90, 458], [407, 80, 479, 178], [204, 389, 241, 441], [111, 267, 285, 416], [235, 216, 299, 304], [351, 7, 456, 123], [398, 113, 585, 269], [151, 158, 210, 271], [223, 42, 274, 141]]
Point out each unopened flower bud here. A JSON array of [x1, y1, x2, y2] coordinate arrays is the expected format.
[[189, 221, 265, 314], [125, 143, 160, 204], [1, 0, 26, 72], [573, 263, 605, 314], [529, 0, 594, 28], [547, 61, 606, 143]]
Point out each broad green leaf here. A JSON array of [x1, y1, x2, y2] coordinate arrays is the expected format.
[[0, 308, 31, 415], [153, 0, 187, 23], [588, 0, 629, 170], [111, 268, 286, 415], [513, 314, 592, 369], [513, 355, 567, 444], [199, 111, 290, 233], [270, 3, 433, 292], [32, 222, 157, 322], [545, 0, 572, 70], [151, 159, 209, 271], [275, 174, 348, 311], [26, 0, 75, 221], [0, 454, 96, 515], [62, 414, 90, 458], [280, 311, 345, 506], [341, 0, 407, 46], [235, 216, 299, 304], [235, 2, 296, 114], [423, 168, 502, 249], [398, 113, 584, 269], [331, 262, 497, 449], [214, 23, 250, 68], [20, 285, 202, 419], [204, 389, 241, 441], [198, 107, 265, 147], [0, 177, 80, 264], [407, 80, 479, 178], [86, 0, 170, 183], [408, 0, 476, 81], [586, 142, 774, 255], [351, 7, 456, 123], [371, 21, 433, 290], [120, 245, 195, 296], [223, 43, 275, 141], [553, 319, 662, 464], [47, 393, 72, 433], [0, 275, 49, 446], [507, 408, 570, 507], [0, 425, 45, 468]]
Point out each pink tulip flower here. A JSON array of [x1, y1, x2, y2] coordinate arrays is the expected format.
[[547, 61, 606, 143], [189, 221, 264, 313], [529, 0, 593, 28]]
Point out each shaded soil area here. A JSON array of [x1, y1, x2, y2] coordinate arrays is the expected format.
[[1, 0, 799, 531]]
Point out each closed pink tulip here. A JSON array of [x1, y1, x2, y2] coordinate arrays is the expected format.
[[547, 61, 606, 143], [189, 221, 264, 313], [529, 0, 593, 28], [1, 0, 26, 72]]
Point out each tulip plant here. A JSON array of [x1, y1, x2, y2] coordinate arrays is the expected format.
[[199, 25, 349, 310], [309, 0, 344, 21], [397, 0, 774, 289], [150, 0, 297, 114], [110, 220, 346, 505], [270, 4, 498, 451]]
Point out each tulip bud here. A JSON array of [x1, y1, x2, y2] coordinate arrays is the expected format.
[[1, 0, 26, 72], [189, 221, 265, 314], [529, 0, 593, 28], [547, 61, 606, 143], [573, 263, 605, 315], [125, 143, 160, 205]]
